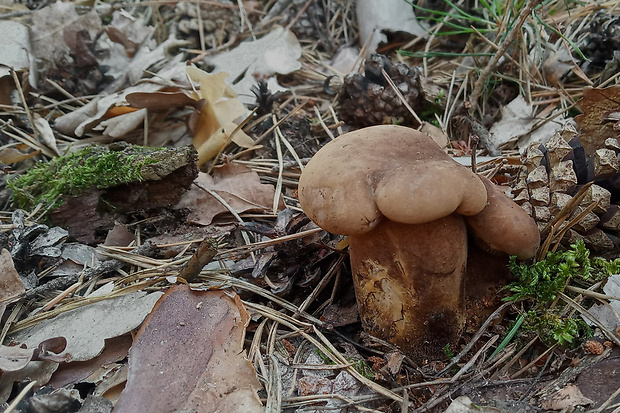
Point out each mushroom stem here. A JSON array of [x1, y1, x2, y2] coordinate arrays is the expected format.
[[348, 214, 468, 359]]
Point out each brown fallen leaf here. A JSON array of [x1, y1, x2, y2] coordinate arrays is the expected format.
[[0, 248, 25, 320], [126, 88, 199, 113], [575, 86, 620, 156], [0, 337, 68, 403], [185, 67, 255, 165], [176, 163, 285, 225], [541, 384, 594, 410], [114, 285, 262, 413], [48, 335, 133, 389]]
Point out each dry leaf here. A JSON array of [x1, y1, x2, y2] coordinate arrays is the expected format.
[[0, 248, 25, 320], [185, 67, 254, 165], [356, 0, 427, 53], [126, 88, 198, 113], [33, 114, 59, 156], [95, 108, 147, 138], [0, 360, 59, 403], [205, 26, 302, 104], [11, 290, 163, 362], [0, 147, 40, 164], [114, 285, 262, 413], [585, 273, 620, 332], [0, 345, 34, 373], [0, 21, 31, 73], [541, 384, 594, 410], [444, 396, 501, 413], [575, 86, 620, 156], [48, 335, 132, 389], [176, 163, 284, 226], [31, 2, 101, 63], [489, 95, 564, 150]]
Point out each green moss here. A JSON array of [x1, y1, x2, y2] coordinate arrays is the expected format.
[[522, 311, 592, 348], [8, 144, 163, 211]]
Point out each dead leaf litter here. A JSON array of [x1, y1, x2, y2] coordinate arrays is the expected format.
[[0, 0, 620, 412]]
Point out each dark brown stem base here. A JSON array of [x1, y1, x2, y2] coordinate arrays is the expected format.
[[349, 215, 468, 361]]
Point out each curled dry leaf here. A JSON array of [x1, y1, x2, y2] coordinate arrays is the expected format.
[[176, 163, 285, 226], [0, 147, 40, 164], [0, 248, 25, 320], [114, 285, 262, 413], [356, 0, 426, 53], [575, 86, 620, 156], [186, 67, 254, 165], [126, 88, 199, 113], [95, 108, 147, 138]]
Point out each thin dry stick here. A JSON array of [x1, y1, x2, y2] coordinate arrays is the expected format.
[[313, 106, 335, 140], [565, 285, 620, 301], [23, 242, 155, 300], [558, 291, 620, 345], [468, 0, 544, 112], [595, 385, 620, 413], [5, 381, 37, 413], [451, 335, 499, 382], [272, 116, 285, 215], [178, 238, 218, 283]]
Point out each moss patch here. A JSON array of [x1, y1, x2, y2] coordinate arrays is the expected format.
[[8, 143, 164, 211]]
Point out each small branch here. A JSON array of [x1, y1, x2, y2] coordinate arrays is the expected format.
[[468, 0, 544, 113], [178, 238, 219, 283]]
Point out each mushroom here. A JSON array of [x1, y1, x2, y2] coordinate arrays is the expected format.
[[298, 125, 539, 359], [298, 125, 488, 358], [465, 176, 540, 260]]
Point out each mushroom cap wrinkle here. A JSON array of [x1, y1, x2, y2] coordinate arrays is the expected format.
[[299, 125, 488, 234]]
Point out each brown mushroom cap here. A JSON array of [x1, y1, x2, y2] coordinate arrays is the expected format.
[[465, 176, 540, 260], [298, 125, 488, 234]]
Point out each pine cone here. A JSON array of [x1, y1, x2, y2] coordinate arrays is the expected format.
[[580, 12, 620, 71], [337, 54, 423, 127], [512, 124, 620, 254]]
